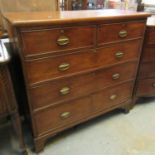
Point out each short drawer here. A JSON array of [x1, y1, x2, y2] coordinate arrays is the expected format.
[[141, 46, 155, 62], [25, 39, 141, 85], [34, 96, 92, 136], [98, 22, 145, 45], [30, 61, 137, 110], [92, 81, 133, 112], [21, 26, 95, 57], [136, 78, 155, 97], [139, 62, 155, 79]]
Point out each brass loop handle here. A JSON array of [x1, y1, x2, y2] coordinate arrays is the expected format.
[[60, 87, 70, 95], [112, 73, 120, 80], [152, 83, 155, 87], [119, 30, 128, 38], [58, 63, 70, 71], [110, 94, 117, 100], [57, 35, 70, 46], [60, 112, 71, 119], [115, 52, 124, 59]]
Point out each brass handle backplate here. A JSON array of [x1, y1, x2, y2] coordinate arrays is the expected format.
[[152, 83, 155, 87], [60, 112, 71, 119], [119, 30, 128, 38], [110, 94, 117, 100], [112, 73, 120, 80], [57, 35, 70, 46], [115, 52, 124, 59], [58, 63, 70, 71], [60, 87, 70, 95]]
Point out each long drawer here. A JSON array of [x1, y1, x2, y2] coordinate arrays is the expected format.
[[136, 78, 155, 97], [97, 21, 145, 45], [21, 26, 96, 57], [34, 81, 133, 136], [30, 61, 137, 111], [92, 81, 133, 111], [25, 39, 141, 85], [34, 96, 92, 136]]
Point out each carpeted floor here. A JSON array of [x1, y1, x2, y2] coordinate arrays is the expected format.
[[0, 98, 155, 155]]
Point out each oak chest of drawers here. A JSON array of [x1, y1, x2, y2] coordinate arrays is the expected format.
[[3, 10, 150, 152], [136, 16, 155, 97]]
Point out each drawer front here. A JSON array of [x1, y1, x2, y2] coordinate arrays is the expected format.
[[92, 81, 133, 112], [141, 46, 155, 62], [26, 40, 141, 85], [98, 22, 145, 45], [34, 96, 92, 136], [139, 62, 155, 79], [30, 62, 137, 110], [21, 26, 95, 56], [136, 78, 155, 96], [146, 27, 155, 45]]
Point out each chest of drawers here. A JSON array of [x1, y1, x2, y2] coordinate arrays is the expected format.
[[3, 10, 150, 152], [136, 16, 155, 97]]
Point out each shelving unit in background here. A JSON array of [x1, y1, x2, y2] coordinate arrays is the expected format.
[[59, 0, 105, 10], [59, 0, 88, 10]]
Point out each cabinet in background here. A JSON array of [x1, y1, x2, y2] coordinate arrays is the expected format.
[[136, 16, 155, 97], [0, 40, 27, 155]]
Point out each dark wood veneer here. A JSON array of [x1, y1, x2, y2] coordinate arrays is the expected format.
[[136, 78, 155, 97], [141, 46, 155, 62], [30, 61, 137, 111], [97, 21, 145, 45], [25, 39, 141, 85], [139, 62, 155, 79], [21, 26, 96, 56], [34, 81, 133, 136]]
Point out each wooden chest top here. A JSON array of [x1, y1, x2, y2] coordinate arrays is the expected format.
[[3, 10, 150, 26]]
